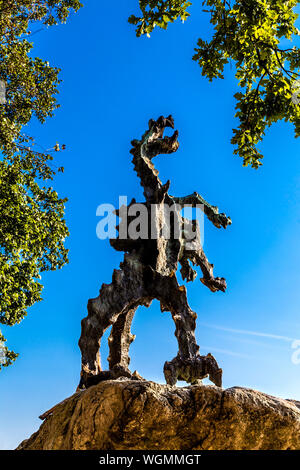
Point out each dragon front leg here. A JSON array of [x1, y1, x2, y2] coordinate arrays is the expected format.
[[188, 247, 227, 293], [172, 192, 231, 229]]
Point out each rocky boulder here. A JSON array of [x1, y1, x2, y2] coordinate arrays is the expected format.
[[17, 379, 300, 450]]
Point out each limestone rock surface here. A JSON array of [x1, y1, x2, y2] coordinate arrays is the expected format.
[[17, 380, 300, 450]]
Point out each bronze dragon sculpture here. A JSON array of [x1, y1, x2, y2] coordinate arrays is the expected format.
[[78, 116, 231, 390]]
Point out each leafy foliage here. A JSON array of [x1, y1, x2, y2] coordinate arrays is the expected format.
[[0, 0, 82, 368], [129, 0, 192, 36], [130, 1, 300, 168]]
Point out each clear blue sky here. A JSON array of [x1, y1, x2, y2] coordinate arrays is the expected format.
[[1, 0, 300, 450]]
